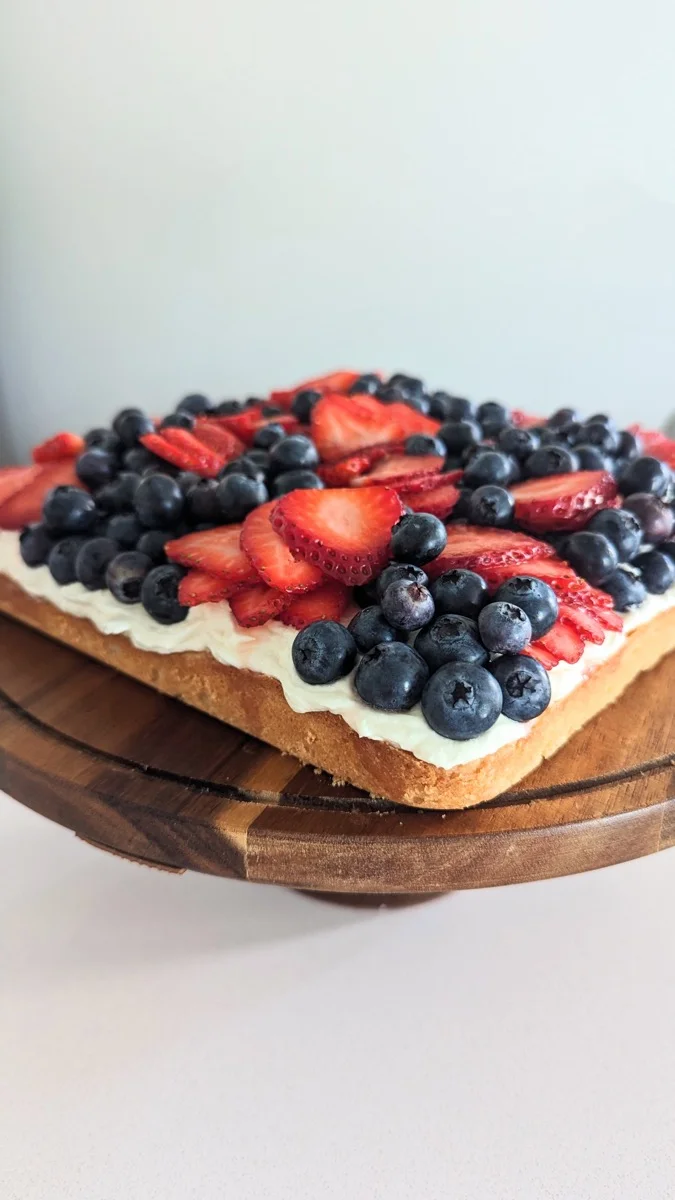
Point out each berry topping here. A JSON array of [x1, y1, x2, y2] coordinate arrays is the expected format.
[[602, 566, 647, 612], [133, 474, 184, 529], [113, 408, 154, 448], [564, 531, 619, 586], [621, 493, 674, 544], [43, 485, 97, 535], [291, 620, 357, 683], [429, 569, 488, 619], [268, 434, 320, 475], [190, 420, 245, 462], [415, 614, 488, 672], [253, 422, 287, 450], [75, 447, 118, 490], [140, 563, 189, 623], [140, 429, 225, 478], [619, 456, 672, 497], [497, 426, 540, 460], [556, 604, 606, 645], [404, 434, 447, 456], [352, 453, 445, 488], [421, 662, 502, 740], [165, 525, 259, 587], [525, 444, 579, 476], [399, 480, 461, 520], [229, 583, 288, 627], [634, 549, 675, 594], [463, 450, 515, 488], [477, 399, 509, 437], [278, 580, 350, 629], [177, 570, 235, 606], [467, 484, 514, 527], [0, 465, 40, 508], [478, 601, 532, 654], [291, 389, 322, 423], [354, 642, 429, 712], [376, 562, 428, 599], [47, 536, 89, 585], [426, 526, 555, 579], [96, 472, 141, 514], [136, 529, 173, 564], [390, 512, 447, 565], [106, 550, 153, 603], [380, 577, 435, 631], [32, 432, 85, 463], [489, 654, 551, 722], [161, 411, 196, 431], [272, 470, 324, 497], [177, 393, 211, 415], [493, 575, 558, 638], [215, 472, 269, 523], [0, 461, 80, 530], [510, 470, 618, 533], [311, 392, 438, 462], [531, 618, 585, 665], [241, 501, 324, 593], [586, 507, 643, 561], [19, 522, 56, 568], [347, 605, 405, 652]]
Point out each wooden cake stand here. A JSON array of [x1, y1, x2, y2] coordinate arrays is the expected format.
[[1, 613, 674, 895]]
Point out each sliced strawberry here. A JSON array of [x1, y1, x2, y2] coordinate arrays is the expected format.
[[353, 453, 445, 487], [311, 393, 439, 463], [557, 603, 605, 645], [269, 369, 365, 410], [511, 471, 618, 533], [216, 408, 299, 445], [277, 580, 351, 629], [229, 583, 288, 627], [0, 465, 40, 508], [318, 444, 404, 485], [595, 606, 624, 632], [533, 619, 585, 665], [178, 570, 238, 607], [480, 555, 615, 610], [526, 643, 558, 670], [510, 410, 543, 429], [140, 430, 224, 477], [392, 468, 463, 496], [32, 432, 85, 463], [240, 501, 324, 593], [165, 525, 259, 586], [426, 526, 555, 580], [400, 481, 461, 520], [0, 461, 80, 530], [271, 485, 405, 585], [191, 420, 245, 462]]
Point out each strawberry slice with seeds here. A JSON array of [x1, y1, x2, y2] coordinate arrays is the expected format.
[[241, 501, 325, 593], [510, 409, 543, 429], [480, 555, 615, 610], [0, 461, 80, 530], [557, 603, 605, 645], [533, 619, 585, 665], [595, 606, 623, 632], [394, 468, 463, 495], [165, 525, 259, 586], [32, 432, 85, 463], [0, 465, 40, 509], [216, 408, 299, 445], [191, 420, 245, 462], [140, 430, 224, 477], [229, 583, 288, 627], [511, 470, 618, 533], [270, 369, 365, 410], [426, 526, 555, 580], [178, 570, 239, 607], [311, 393, 439, 463], [400, 481, 461, 520], [271, 485, 405, 585], [318, 444, 404, 486], [277, 580, 351, 629], [526, 643, 558, 670], [352, 453, 445, 487]]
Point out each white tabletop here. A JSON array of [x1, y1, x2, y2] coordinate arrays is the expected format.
[[2, 791, 674, 1200]]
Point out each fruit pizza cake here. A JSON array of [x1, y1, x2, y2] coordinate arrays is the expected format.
[[1, 369, 675, 809]]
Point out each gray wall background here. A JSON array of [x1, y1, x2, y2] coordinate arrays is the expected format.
[[1, 0, 675, 463]]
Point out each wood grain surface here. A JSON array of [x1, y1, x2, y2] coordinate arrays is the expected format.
[[1, 614, 675, 892]]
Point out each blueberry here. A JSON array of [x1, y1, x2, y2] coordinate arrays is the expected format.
[[176, 393, 211, 415], [439, 418, 482, 455], [122, 446, 156, 474], [617, 430, 642, 460], [525, 444, 579, 477], [112, 408, 154, 447], [347, 606, 405, 652], [95, 471, 141, 513], [493, 575, 558, 638], [105, 550, 152, 603], [385, 373, 424, 400], [380, 578, 435, 631], [478, 601, 532, 654], [548, 406, 581, 428], [490, 653, 552, 722], [554, 421, 584, 447], [244, 449, 272, 470], [586, 412, 616, 428], [586, 507, 643, 561], [404, 434, 446, 456], [42, 485, 97, 535], [463, 450, 515, 489], [84, 428, 122, 455], [467, 484, 514, 527], [634, 549, 675, 594], [375, 562, 428, 600], [450, 487, 473, 520], [421, 662, 502, 740], [497, 426, 540, 461], [260, 403, 283, 417], [19, 522, 56, 567], [581, 421, 621, 455], [619, 456, 671, 497], [136, 529, 173, 564], [272, 469, 325, 497], [176, 470, 201, 497], [348, 374, 381, 396], [390, 512, 447, 565], [75, 537, 119, 590], [565, 531, 619, 585], [221, 456, 266, 481], [354, 642, 429, 712], [291, 620, 357, 684], [215, 473, 268, 522], [429, 569, 488, 619], [186, 479, 221, 524], [212, 399, 244, 416], [160, 410, 195, 431], [133, 473, 184, 529], [253, 422, 287, 450], [76, 447, 118, 490], [352, 580, 379, 608], [268, 434, 320, 475], [603, 565, 647, 611], [415, 614, 487, 672], [106, 512, 143, 548], [574, 444, 612, 470], [139, 563, 188, 623], [621, 493, 674, 544], [291, 389, 322, 422], [431, 394, 474, 422], [47, 536, 89, 585], [476, 400, 509, 437], [661, 539, 675, 562]]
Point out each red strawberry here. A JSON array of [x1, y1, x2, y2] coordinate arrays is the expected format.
[[191, 420, 245, 462], [270, 369, 365, 410], [532, 619, 585, 665], [400, 481, 461, 520], [526, 643, 558, 670], [425, 526, 555, 580], [557, 603, 605, 645], [216, 408, 299, 445], [177, 570, 239, 607], [480, 555, 614, 610], [311, 393, 439, 463], [240, 501, 325, 593], [0, 461, 80, 530], [510, 410, 543, 429], [165, 525, 259, 586], [595, 606, 623, 632], [318, 444, 404, 485], [229, 583, 288, 627], [510, 471, 618, 533], [271, 485, 405, 585], [352, 453, 445, 486], [32, 432, 85, 463], [0, 465, 40, 508], [278, 580, 351, 629], [140, 430, 224, 477], [391, 468, 463, 496]]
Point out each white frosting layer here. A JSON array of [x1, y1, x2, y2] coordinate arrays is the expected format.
[[1, 528, 673, 770]]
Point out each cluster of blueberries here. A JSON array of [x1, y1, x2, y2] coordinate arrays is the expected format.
[[292, 511, 557, 740]]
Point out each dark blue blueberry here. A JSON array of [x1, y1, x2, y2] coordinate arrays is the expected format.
[[42, 485, 97, 535], [391, 512, 447, 565], [134, 473, 184, 529], [587, 507, 643, 561], [215, 473, 268, 522], [348, 374, 381, 396], [603, 565, 647, 611], [438, 418, 482, 455], [291, 389, 322, 422], [353, 580, 379, 608], [136, 529, 173, 564], [497, 426, 540, 461], [404, 434, 447, 456], [430, 394, 474, 422], [75, 537, 119, 590], [617, 430, 642, 460], [47, 536, 89, 585], [621, 493, 674, 544], [375, 562, 428, 601], [244, 449, 272, 471], [586, 412, 616, 428], [430, 569, 488, 619], [19, 523, 56, 567], [84, 428, 122, 456], [292, 620, 357, 684], [106, 512, 143, 549], [122, 445, 156, 474], [661, 539, 675, 562], [421, 662, 502, 740], [221, 456, 266, 482], [106, 550, 153, 603], [76, 447, 118, 490], [402, 393, 430, 414], [112, 408, 154, 447], [186, 479, 220, 524], [565, 531, 619, 585], [580, 421, 621, 454], [634, 549, 675, 594], [380, 578, 435, 631], [160, 410, 195, 431], [619, 456, 671, 497], [385, 373, 425, 400], [269, 434, 320, 475], [554, 420, 583, 447], [548, 407, 581, 428], [476, 400, 509, 437], [478, 601, 532, 654], [176, 471, 201, 496], [253, 422, 287, 450], [467, 484, 514, 527], [415, 614, 487, 672], [95, 471, 140, 513], [490, 653, 552, 722], [525, 444, 579, 477], [272, 469, 324, 497], [574, 444, 612, 470], [212, 399, 244, 416], [463, 450, 515, 488], [176, 393, 211, 415], [347, 606, 405, 653], [260, 403, 283, 417], [140, 563, 188, 623], [354, 642, 429, 712], [450, 487, 473, 520], [493, 575, 558, 638]]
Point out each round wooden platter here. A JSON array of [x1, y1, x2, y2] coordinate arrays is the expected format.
[[1, 613, 675, 895]]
